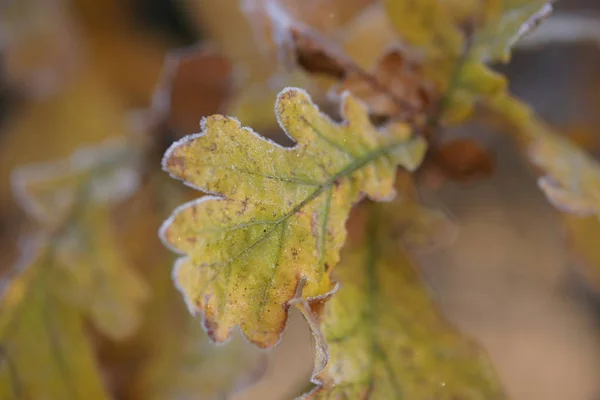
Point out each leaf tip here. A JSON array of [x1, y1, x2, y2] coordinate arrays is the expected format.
[[275, 86, 314, 116], [339, 89, 370, 123]]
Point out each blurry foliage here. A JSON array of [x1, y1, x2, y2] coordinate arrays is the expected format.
[[298, 180, 502, 399], [1, 0, 600, 399]]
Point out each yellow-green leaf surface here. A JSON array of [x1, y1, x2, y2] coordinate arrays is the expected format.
[[533, 133, 600, 217], [160, 87, 427, 347], [51, 205, 149, 339], [487, 92, 600, 217], [299, 194, 504, 399], [0, 254, 109, 400], [11, 138, 149, 340], [383, 0, 551, 122]]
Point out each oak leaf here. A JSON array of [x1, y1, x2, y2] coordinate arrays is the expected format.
[[384, 0, 552, 122], [268, 20, 432, 122], [298, 188, 503, 399], [0, 249, 110, 400], [160, 87, 426, 347], [11, 138, 149, 340], [256, 1, 550, 124], [336, 50, 433, 122], [487, 93, 600, 217]]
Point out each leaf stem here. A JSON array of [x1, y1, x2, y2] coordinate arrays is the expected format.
[[426, 32, 475, 132]]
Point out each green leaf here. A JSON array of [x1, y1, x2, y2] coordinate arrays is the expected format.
[[0, 252, 110, 400], [160, 87, 427, 348], [298, 185, 504, 399]]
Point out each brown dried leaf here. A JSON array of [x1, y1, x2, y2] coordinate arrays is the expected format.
[[271, 21, 434, 122], [151, 46, 233, 137], [336, 50, 434, 121], [288, 26, 349, 80], [433, 138, 495, 182]]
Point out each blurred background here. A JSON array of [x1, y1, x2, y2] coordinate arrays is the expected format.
[[2, 0, 600, 399]]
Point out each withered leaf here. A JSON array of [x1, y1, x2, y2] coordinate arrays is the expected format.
[[335, 50, 434, 121], [433, 138, 495, 182], [151, 46, 233, 137]]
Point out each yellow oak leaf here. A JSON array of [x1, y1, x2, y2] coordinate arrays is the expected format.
[[383, 0, 551, 122], [486, 92, 600, 217], [50, 205, 149, 340], [384, 0, 550, 62], [226, 72, 318, 133], [531, 133, 600, 217], [0, 252, 109, 400], [11, 137, 141, 227], [10, 138, 149, 340], [160, 87, 427, 348], [484, 92, 600, 296], [298, 195, 503, 399]]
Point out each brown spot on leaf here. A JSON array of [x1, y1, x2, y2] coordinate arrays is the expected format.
[[166, 155, 186, 171], [237, 197, 250, 215]]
